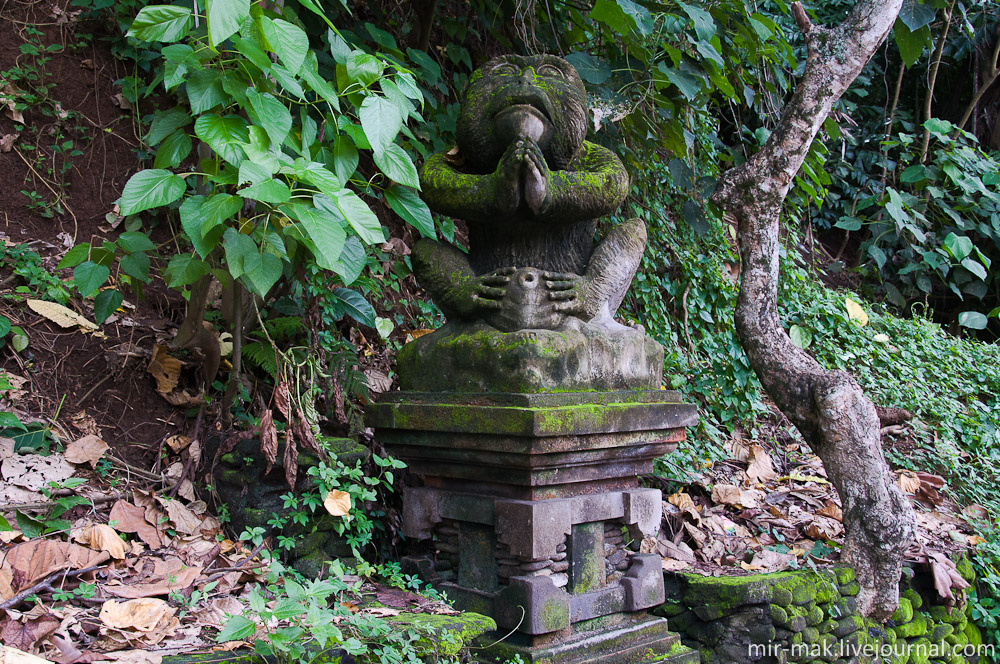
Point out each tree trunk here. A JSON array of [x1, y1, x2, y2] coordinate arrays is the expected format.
[[711, 1, 915, 620]]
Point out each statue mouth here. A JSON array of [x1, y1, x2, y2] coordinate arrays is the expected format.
[[492, 90, 554, 123]]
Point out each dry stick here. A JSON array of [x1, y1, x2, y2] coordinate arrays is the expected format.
[[1, 483, 177, 512], [918, 0, 957, 163], [12, 146, 78, 226], [200, 542, 267, 585], [0, 564, 108, 610]]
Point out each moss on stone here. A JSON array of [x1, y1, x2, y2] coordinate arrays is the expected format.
[[902, 588, 923, 610], [893, 613, 928, 638], [805, 605, 824, 627], [833, 615, 864, 638], [930, 623, 954, 642], [891, 597, 913, 624], [838, 582, 860, 597], [385, 611, 496, 657], [954, 555, 975, 584], [770, 604, 789, 625], [832, 567, 856, 585]]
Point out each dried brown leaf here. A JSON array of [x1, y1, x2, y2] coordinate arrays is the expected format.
[[26, 300, 97, 333], [146, 346, 181, 394], [323, 490, 351, 517], [0, 614, 60, 651], [0, 645, 53, 664], [273, 382, 290, 420], [746, 445, 777, 484], [163, 436, 192, 453], [283, 430, 297, 491], [816, 501, 843, 522], [73, 525, 126, 560], [108, 501, 161, 549], [260, 410, 277, 475], [64, 435, 108, 468], [99, 599, 176, 633], [0, 541, 109, 593]]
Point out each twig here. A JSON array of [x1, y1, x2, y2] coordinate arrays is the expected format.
[[1, 484, 177, 512], [200, 542, 267, 585], [12, 146, 78, 226], [77, 373, 112, 405], [680, 284, 694, 359], [0, 564, 107, 610]]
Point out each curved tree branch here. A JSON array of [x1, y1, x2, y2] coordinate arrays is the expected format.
[[711, 0, 915, 620]]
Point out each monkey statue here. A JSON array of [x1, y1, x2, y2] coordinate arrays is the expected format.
[[399, 54, 663, 392]]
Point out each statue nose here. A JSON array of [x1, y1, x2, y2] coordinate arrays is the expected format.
[[520, 68, 535, 83]]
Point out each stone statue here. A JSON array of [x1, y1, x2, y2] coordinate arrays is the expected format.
[[399, 54, 663, 392]]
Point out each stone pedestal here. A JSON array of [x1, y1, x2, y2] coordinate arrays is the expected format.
[[369, 390, 699, 663]]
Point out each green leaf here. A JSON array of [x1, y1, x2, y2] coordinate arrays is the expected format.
[[246, 89, 292, 148], [195, 114, 250, 165], [180, 196, 217, 258], [164, 253, 210, 287], [120, 252, 150, 281], [384, 186, 433, 238], [589, 0, 652, 35], [207, 0, 249, 48], [145, 107, 191, 146], [267, 63, 306, 99], [185, 70, 228, 114], [16, 511, 44, 539], [0, 411, 25, 430], [0, 515, 11, 532], [332, 287, 376, 327], [119, 169, 187, 215], [73, 261, 109, 297], [58, 243, 91, 269], [11, 333, 28, 353], [217, 616, 257, 643], [127, 5, 193, 42], [331, 236, 365, 285], [223, 228, 257, 279], [346, 51, 384, 87], [153, 129, 192, 169], [289, 203, 346, 270], [835, 217, 862, 232], [243, 252, 283, 296], [240, 178, 291, 204], [898, 0, 936, 31], [661, 65, 701, 100], [359, 95, 402, 153], [958, 311, 988, 330], [375, 316, 393, 340], [893, 20, 930, 68], [943, 233, 973, 261], [789, 325, 812, 349], [924, 117, 955, 135], [678, 2, 715, 40], [162, 44, 195, 90], [0, 316, 10, 338], [900, 165, 927, 183], [94, 289, 123, 324], [406, 48, 440, 85], [332, 134, 359, 187], [329, 190, 384, 244], [301, 51, 341, 113], [564, 52, 611, 85], [261, 18, 308, 75], [118, 231, 156, 253], [295, 160, 342, 198], [373, 143, 419, 189], [961, 258, 988, 281]]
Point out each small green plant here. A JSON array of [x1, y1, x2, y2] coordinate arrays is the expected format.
[[1, 243, 72, 304], [56, 230, 156, 322], [15, 478, 91, 538]]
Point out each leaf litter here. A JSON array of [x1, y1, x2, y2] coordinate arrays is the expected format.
[[654, 426, 978, 605]]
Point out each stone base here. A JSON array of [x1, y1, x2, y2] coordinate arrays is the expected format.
[[474, 614, 699, 664], [396, 319, 665, 393]]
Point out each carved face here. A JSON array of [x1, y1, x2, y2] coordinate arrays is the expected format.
[[456, 54, 588, 173]]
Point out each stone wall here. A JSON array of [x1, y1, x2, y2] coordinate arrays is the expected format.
[[655, 560, 984, 663]]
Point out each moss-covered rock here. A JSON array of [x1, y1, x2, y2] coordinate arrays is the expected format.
[[930, 623, 954, 642], [902, 588, 923, 610], [833, 567, 856, 585], [833, 616, 864, 638], [385, 611, 496, 657], [892, 597, 914, 624], [839, 582, 861, 597], [893, 613, 928, 638], [805, 605, 824, 627]]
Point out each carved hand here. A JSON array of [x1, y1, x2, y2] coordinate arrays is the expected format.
[[493, 141, 524, 216], [544, 271, 595, 319], [448, 268, 516, 317], [521, 137, 549, 216]]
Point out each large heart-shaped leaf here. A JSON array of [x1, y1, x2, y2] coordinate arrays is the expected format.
[[119, 169, 187, 215]]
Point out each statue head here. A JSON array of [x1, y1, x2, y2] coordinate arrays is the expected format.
[[456, 54, 588, 174]]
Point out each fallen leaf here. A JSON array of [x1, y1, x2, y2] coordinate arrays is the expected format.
[[64, 435, 109, 468], [158, 499, 203, 536], [104, 560, 201, 599], [108, 501, 161, 549], [73, 525, 127, 560], [1, 454, 75, 492], [816, 501, 843, 522], [845, 296, 868, 326], [146, 346, 181, 394], [0, 645, 53, 664], [661, 558, 689, 571], [26, 300, 97, 333], [0, 613, 60, 651], [0, 135, 15, 153], [99, 599, 177, 635], [323, 490, 351, 517], [92, 651, 162, 664], [0, 540, 109, 593], [404, 329, 433, 343], [746, 445, 777, 484], [897, 470, 921, 494], [163, 436, 192, 453], [0, 85, 25, 124]]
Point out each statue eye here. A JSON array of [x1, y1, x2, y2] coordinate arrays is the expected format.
[[537, 64, 564, 78], [493, 63, 519, 76]]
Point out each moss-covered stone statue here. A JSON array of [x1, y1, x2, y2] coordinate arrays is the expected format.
[[399, 54, 663, 392]]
